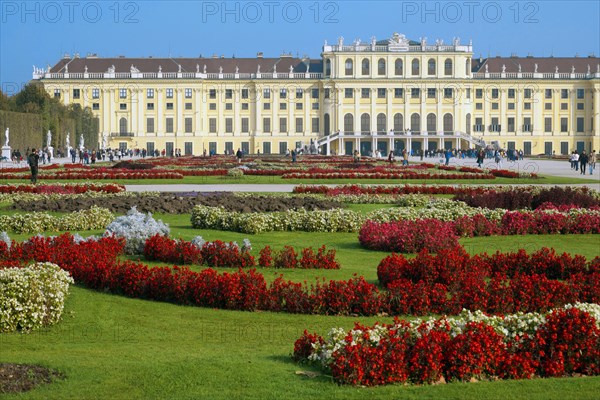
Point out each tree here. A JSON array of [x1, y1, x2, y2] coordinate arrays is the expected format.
[[0, 90, 13, 111], [13, 83, 48, 113]]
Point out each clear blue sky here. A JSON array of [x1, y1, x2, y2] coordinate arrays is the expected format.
[[1, 0, 599, 95]]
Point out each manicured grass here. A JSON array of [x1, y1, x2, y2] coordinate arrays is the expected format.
[[2, 286, 600, 400], [2, 188, 600, 398]]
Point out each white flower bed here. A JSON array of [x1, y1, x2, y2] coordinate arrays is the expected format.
[[0, 206, 114, 234], [191, 205, 363, 234], [0, 190, 156, 204], [309, 303, 600, 368], [368, 198, 505, 222], [105, 207, 170, 254], [191, 199, 600, 233], [0, 262, 74, 333]]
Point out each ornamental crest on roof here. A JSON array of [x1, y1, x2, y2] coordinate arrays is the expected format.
[[388, 32, 409, 51]]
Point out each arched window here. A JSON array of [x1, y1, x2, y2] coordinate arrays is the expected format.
[[325, 59, 331, 76], [324, 113, 330, 135], [412, 59, 420, 75], [426, 113, 437, 133], [377, 113, 386, 132], [394, 59, 403, 76], [344, 113, 354, 133], [119, 117, 128, 134], [345, 58, 353, 76], [410, 113, 420, 132], [361, 58, 370, 75], [393, 113, 403, 132], [378, 58, 386, 75], [361, 113, 371, 133], [465, 59, 471, 76], [443, 113, 454, 133], [444, 59, 453, 76], [466, 113, 472, 135], [428, 58, 436, 75]]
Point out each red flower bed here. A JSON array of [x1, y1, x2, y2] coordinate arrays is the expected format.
[[258, 245, 340, 269], [2, 234, 597, 318], [359, 219, 459, 253], [293, 184, 488, 196], [144, 236, 340, 270], [377, 246, 599, 315], [359, 212, 600, 248], [490, 169, 521, 178], [0, 183, 125, 194], [0, 166, 184, 180], [455, 186, 600, 210], [293, 307, 600, 386]]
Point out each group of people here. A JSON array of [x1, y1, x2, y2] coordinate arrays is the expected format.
[[569, 150, 597, 175]]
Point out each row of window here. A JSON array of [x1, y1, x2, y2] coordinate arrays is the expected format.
[[475, 88, 586, 100], [334, 58, 464, 77], [136, 117, 321, 134], [61, 87, 590, 102], [119, 113, 593, 136], [340, 112, 454, 134], [140, 141, 301, 156], [342, 87, 456, 99], [474, 102, 586, 111], [472, 117, 591, 133]]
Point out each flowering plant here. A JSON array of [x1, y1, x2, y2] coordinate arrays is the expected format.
[[0, 262, 74, 333]]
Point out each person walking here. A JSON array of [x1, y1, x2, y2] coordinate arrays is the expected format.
[[589, 150, 596, 175], [387, 150, 394, 164], [476, 149, 485, 168], [573, 151, 580, 171], [569, 152, 575, 169], [444, 149, 452, 166], [27, 148, 40, 184], [494, 150, 502, 169], [236, 148, 243, 163], [579, 150, 589, 175]]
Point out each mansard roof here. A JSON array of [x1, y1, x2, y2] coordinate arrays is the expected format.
[[50, 56, 323, 74], [474, 56, 599, 74]]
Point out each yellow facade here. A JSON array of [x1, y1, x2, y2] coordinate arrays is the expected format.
[[34, 33, 600, 156]]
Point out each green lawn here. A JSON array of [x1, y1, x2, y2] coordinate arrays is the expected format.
[[2, 285, 600, 400], [2, 193, 600, 398]]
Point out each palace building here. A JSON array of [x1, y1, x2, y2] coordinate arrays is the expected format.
[[33, 32, 600, 156]]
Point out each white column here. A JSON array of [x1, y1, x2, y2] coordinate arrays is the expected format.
[[195, 88, 202, 136], [570, 89, 576, 135], [532, 88, 542, 136], [354, 88, 360, 133], [176, 88, 184, 134], [337, 89, 343, 132], [386, 88, 393, 134], [157, 89, 164, 135], [436, 88, 442, 134], [102, 88, 110, 135], [594, 88, 600, 140], [420, 89, 427, 134], [138, 89, 144, 137], [254, 86, 261, 134], [500, 89, 507, 137]]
